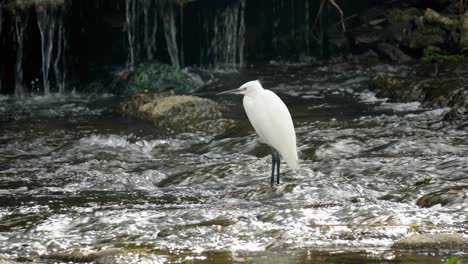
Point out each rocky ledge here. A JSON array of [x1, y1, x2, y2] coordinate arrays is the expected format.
[[120, 92, 236, 134], [368, 73, 468, 123]]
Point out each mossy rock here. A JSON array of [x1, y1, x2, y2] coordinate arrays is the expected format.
[[127, 63, 199, 93], [423, 8, 454, 27], [386, 8, 421, 24], [120, 92, 236, 134], [393, 234, 468, 252], [43, 247, 121, 263]]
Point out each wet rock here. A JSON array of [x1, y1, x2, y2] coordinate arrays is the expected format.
[[424, 8, 454, 28], [404, 26, 447, 50], [368, 76, 468, 122], [416, 185, 468, 208], [127, 63, 201, 93], [375, 43, 412, 62], [387, 8, 422, 25], [368, 77, 467, 107], [120, 92, 236, 134], [0, 259, 23, 264], [393, 234, 468, 252], [45, 247, 121, 263]]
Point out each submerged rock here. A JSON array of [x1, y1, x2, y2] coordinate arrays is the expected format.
[[393, 234, 468, 252], [45, 247, 121, 263], [120, 92, 236, 134], [368, 76, 468, 121], [416, 185, 468, 208]]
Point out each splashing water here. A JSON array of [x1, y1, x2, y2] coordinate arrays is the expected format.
[[0, 63, 467, 263]]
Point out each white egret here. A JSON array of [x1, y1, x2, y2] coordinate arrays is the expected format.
[[218, 80, 299, 185]]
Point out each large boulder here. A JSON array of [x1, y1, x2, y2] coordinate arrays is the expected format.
[[416, 185, 468, 208], [120, 92, 236, 134], [393, 234, 468, 252]]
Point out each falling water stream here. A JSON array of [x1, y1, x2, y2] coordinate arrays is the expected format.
[[0, 62, 467, 263], [14, 13, 29, 97]]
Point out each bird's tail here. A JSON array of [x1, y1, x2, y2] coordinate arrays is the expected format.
[[284, 151, 300, 171]]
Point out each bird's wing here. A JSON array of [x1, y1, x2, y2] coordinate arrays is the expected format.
[[243, 90, 299, 170]]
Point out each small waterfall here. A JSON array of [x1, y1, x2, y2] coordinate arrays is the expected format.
[[14, 13, 29, 97], [179, 2, 184, 67], [207, 0, 246, 69], [1, 6, 4, 93], [142, 0, 157, 61], [125, 0, 137, 71], [53, 15, 67, 94], [0, 5, 2, 44], [238, 0, 246, 68], [305, 0, 311, 56], [159, 1, 180, 69], [37, 4, 57, 95], [126, 0, 158, 70]]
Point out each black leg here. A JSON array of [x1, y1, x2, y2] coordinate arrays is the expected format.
[[276, 152, 281, 185], [271, 152, 276, 185]]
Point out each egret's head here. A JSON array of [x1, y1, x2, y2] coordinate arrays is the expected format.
[[217, 80, 264, 96]]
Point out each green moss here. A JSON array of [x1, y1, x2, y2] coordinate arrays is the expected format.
[[444, 256, 460, 264], [421, 49, 468, 62], [127, 63, 196, 93]]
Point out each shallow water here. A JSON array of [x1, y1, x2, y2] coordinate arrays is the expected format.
[[0, 62, 467, 263]]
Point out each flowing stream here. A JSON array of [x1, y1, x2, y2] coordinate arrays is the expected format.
[[0, 62, 467, 263]]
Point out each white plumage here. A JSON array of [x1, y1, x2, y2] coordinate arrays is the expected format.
[[242, 81, 299, 170], [218, 80, 299, 184]]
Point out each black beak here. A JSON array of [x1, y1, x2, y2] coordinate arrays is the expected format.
[[217, 88, 241, 95]]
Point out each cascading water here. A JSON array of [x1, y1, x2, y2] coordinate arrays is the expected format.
[[159, 0, 180, 69], [53, 14, 67, 94], [125, 0, 137, 71], [142, 0, 157, 61], [126, 0, 159, 70], [14, 13, 28, 97], [0, 6, 2, 93], [238, 0, 246, 68], [206, 0, 245, 69], [37, 4, 57, 95], [305, 0, 311, 56]]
